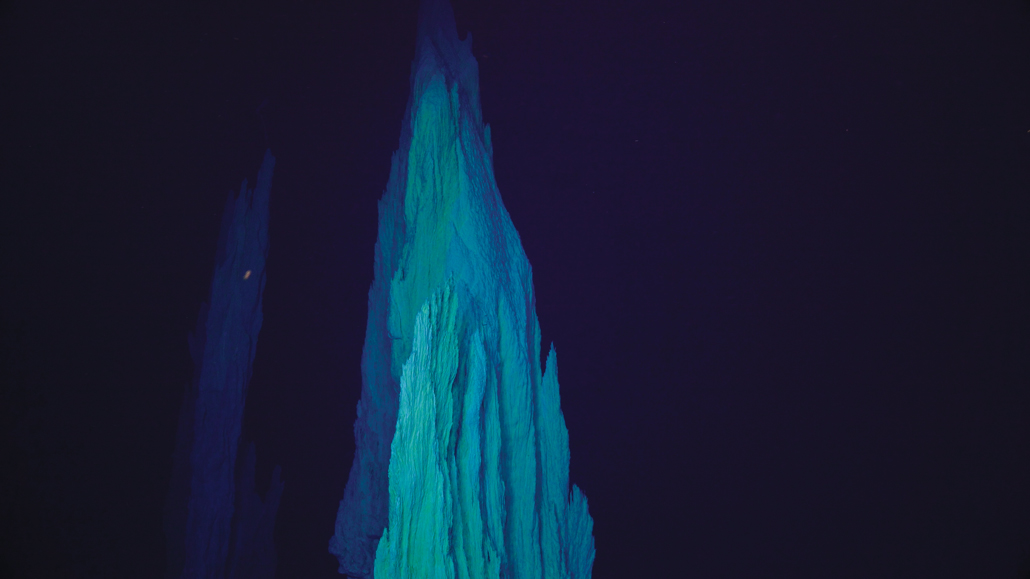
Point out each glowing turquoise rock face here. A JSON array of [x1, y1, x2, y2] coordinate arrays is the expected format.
[[330, 2, 594, 578]]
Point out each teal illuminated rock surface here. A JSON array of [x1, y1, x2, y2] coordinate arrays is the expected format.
[[330, 2, 594, 578]]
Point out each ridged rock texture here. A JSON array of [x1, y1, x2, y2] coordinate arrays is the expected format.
[[329, 2, 595, 578], [165, 149, 284, 579]]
